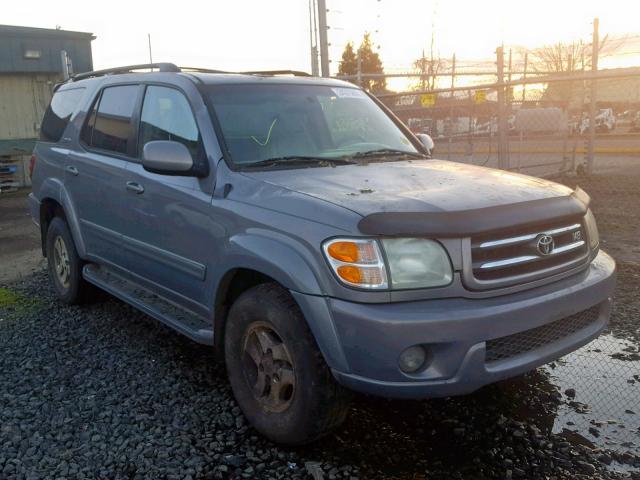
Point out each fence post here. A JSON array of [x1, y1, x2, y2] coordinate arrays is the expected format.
[[496, 46, 509, 170], [587, 17, 599, 175], [448, 53, 456, 160], [521, 52, 528, 103]]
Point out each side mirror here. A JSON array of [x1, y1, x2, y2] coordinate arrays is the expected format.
[[416, 133, 434, 156], [142, 140, 194, 176]]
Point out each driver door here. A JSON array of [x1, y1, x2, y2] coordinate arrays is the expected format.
[[120, 85, 217, 313]]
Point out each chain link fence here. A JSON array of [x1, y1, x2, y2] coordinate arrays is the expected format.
[[370, 70, 640, 464]]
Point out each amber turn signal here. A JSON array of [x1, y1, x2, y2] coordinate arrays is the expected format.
[[336, 265, 362, 283], [327, 241, 360, 263]]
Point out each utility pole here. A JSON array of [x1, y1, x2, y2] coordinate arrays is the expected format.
[[450, 53, 456, 90], [586, 17, 599, 175], [496, 46, 509, 170], [308, 0, 319, 76], [317, 0, 330, 77], [356, 49, 362, 87], [507, 48, 513, 116]]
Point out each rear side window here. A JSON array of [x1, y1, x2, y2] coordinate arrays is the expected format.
[[39, 88, 85, 142], [83, 85, 138, 155], [139, 86, 201, 159]]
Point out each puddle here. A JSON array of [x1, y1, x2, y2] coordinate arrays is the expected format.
[[543, 333, 640, 471]]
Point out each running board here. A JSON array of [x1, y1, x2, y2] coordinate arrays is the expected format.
[[83, 264, 214, 345]]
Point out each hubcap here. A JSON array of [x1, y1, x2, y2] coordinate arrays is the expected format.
[[241, 322, 296, 412], [53, 236, 71, 289]]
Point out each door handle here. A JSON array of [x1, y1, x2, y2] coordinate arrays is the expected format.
[[126, 181, 145, 194], [65, 165, 79, 176]]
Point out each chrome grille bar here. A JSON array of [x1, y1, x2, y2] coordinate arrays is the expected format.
[[476, 240, 586, 271], [476, 223, 581, 249], [466, 218, 590, 289]]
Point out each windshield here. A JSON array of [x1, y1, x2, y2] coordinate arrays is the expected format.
[[206, 84, 419, 167]]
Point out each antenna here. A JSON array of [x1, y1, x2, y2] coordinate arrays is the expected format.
[[148, 33, 153, 71]]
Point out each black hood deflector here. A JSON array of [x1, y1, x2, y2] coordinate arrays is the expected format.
[[357, 187, 590, 237]]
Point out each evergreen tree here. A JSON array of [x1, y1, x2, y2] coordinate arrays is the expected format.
[[338, 42, 357, 77], [338, 34, 387, 93], [358, 33, 387, 94]]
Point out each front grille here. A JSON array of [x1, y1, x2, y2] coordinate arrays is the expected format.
[[485, 305, 601, 363], [470, 219, 589, 287]]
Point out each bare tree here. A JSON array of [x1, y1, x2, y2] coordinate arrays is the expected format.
[[527, 36, 610, 73], [412, 7, 444, 90], [413, 50, 445, 91]]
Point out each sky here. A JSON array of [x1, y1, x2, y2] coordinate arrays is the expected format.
[[3, 0, 639, 82]]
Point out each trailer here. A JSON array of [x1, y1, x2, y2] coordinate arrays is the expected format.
[[514, 107, 568, 135]]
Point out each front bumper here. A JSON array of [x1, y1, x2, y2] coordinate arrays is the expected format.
[[314, 251, 616, 399]]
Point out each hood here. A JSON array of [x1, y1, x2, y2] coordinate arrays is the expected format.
[[241, 159, 573, 217]]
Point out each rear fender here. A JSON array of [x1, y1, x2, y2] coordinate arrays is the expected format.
[[39, 178, 87, 258]]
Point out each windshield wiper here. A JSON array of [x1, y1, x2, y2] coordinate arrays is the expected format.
[[243, 156, 357, 169], [349, 148, 427, 159]]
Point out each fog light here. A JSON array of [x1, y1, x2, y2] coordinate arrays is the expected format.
[[398, 346, 427, 373]]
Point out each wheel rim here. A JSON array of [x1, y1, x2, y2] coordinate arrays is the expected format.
[[241, 321, 296, 413], [53, 235, 71, 289]]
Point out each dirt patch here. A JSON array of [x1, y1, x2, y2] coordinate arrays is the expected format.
[[0, 189, 44, 283]]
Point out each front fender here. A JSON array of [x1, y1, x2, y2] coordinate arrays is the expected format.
[[38, 177, 87, 258], [218, 230, 350, 372], [226, 230, 328, 295]]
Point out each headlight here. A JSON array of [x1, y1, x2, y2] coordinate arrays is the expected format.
[[323, 239, 388, 289], [323, 237, 452, 290], [381, 238, 453, 289], [584, 209, 599, 249]]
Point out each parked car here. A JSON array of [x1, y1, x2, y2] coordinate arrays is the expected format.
[[631, 111, 640, 132], [474, 119, 497, 137], [474, 116, 515, 137], [29, 63, 615, 445], [616, 110, 635, 127]]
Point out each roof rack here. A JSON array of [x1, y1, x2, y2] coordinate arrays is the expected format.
[[69, 64, 313, 82], [179, 67, 231, 74], [71, 63, 180, 81], [242, 70, 311, 77]]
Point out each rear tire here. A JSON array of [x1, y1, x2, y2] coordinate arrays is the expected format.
[[224, 283, 350, 445], [46, 216, 96, 304]]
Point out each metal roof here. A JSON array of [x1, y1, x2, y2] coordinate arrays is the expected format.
[[0, 24, 95, 40]]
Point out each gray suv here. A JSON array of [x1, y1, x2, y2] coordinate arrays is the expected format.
[[29, 63, 616, 445]]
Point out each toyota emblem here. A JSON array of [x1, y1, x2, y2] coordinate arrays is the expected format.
[[536, 234, 555, 255]]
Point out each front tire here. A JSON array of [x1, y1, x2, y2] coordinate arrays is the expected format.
[[46, 216, 95, 304], [224, 283, 350, 445]]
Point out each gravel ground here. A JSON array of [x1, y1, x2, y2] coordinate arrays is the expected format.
[[0, 271, 637, 480], [1, 172, 639, 480]]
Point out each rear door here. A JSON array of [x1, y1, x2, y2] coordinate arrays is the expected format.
[[35, 86, 86, 193], [120, 84, 217, 312], [67, 84, 142, 266]]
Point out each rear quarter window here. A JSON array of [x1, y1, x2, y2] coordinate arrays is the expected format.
[[39, 88, 85, 143]]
